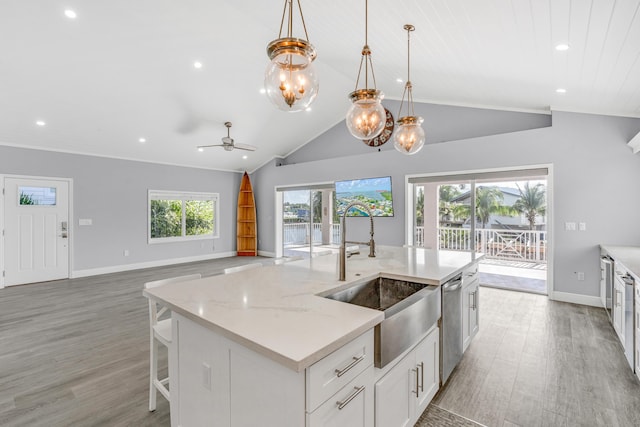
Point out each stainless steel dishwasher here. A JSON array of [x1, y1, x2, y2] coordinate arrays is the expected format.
[[441, 274, 463, 385]]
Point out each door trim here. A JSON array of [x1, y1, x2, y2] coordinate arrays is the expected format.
[[0, 174, 74, 288]]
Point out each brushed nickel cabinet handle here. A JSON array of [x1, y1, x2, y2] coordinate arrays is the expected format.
[[412, 367, 420, 397], [335, 355, 364, 378], [419, 361, 424, 393], [337, 386, 365, 410]]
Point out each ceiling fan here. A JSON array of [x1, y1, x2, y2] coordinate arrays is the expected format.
[[197, 122, 257, 152]]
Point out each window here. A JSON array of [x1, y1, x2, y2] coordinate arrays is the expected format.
[[19, 186, 57, 206], [148, 190, 219, 243]]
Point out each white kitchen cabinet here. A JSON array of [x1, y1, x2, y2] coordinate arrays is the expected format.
[[462, 276, 479, 351], [171, 313, 374, 427], [374, 326, 439, 427], [613, 275, 625, 347]]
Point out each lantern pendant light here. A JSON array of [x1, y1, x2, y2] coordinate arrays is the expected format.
[[265, 0, 318, 112], [346, 0, 386, 140], [394, 24, 425, 155]]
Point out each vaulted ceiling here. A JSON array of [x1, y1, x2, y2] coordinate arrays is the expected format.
[[1, 0, 639, 172]]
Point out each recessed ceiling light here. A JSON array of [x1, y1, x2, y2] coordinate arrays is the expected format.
[[555, 43, 570, 51], [193, 61, 203, 69], [306, 107, 312, 112], [198, 147, 204, 152], [138, 137, 146, 143], [36, 120, 46, 126], [556, 88, 567, 94], [64, 10, 77, 19], [396, 78, 403, 83], [242, 155, 248, 159], [259, 88, 266, 94]]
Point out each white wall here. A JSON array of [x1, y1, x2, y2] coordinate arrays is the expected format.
[[0, 146, 241, 276], [252, 107, 640, 300]]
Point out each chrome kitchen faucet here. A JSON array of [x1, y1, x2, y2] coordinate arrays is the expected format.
[[339, 201, 376, 281]]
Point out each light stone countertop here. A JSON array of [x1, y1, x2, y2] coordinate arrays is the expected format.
[[144, 246, 480, 372], [600, 245, 640, 280]]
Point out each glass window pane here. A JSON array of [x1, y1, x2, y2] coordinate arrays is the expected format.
[[19, 186, 56, 206], [150, 200, 182, 238], [185, 200, 214, 236]]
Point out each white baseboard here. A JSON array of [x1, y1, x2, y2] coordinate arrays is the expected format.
[[257, 250, 276, 258], [549, 291, 603, 308], [71, 251, 236, 278]]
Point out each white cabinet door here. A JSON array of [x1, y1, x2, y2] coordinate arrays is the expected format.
[[462, 283, 471, 351], [414, 327, 439, 417], [375, 327, 440, 427], [374, 353, 414, 427], [469, 281, 479, 342], [308, 366, 374, 427], [613, 279, 625, 347], [462, 278, 479, 351]]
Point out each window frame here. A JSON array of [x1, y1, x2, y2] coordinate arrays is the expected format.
[[148, 190, 220, 244]]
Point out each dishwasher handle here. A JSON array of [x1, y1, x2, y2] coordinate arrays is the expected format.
[[443, 278, 462, 292]]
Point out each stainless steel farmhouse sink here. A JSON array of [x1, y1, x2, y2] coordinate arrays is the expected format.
[[322, 276, 441, 368]]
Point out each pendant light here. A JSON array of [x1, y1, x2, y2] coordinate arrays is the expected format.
[[346, 0, 386, 140], [394, 24, 425, 155], [265, 0, 318, 112]]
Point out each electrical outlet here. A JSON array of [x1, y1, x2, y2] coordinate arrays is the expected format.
[[123, 249, 129, 257], [565, 222, 576, 231], [579, 222, 586, 231], [577, 272, 585, 281]]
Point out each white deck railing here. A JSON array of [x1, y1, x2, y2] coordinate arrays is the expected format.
[[285, 224, 546, 263], [283, 223, 341, 246], [417, 226, 547, 263]]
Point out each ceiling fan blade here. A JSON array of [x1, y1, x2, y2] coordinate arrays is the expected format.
[[233, 143, 257, 152], [197, 144, 225, 149]]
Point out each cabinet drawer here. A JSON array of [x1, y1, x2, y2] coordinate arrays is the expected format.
[[463, 263, 478, 284], [306, 329, 374, 412], [307, 365, 374, 427]]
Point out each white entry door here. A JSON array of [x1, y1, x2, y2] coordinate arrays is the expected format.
[[4, 178, 70, 286]]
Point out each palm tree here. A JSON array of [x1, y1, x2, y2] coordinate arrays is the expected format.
[[415, 187, 425, 226], [474, 186, 513, 229], [438, 185, 463, 223], [513, 183, 546, 230]]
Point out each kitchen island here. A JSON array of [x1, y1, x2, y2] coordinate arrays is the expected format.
[[144, 246, 480, 427]]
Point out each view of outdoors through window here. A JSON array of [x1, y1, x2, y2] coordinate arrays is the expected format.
[[150, 197, 215, 240]]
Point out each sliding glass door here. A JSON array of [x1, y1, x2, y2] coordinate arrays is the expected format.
[[280, 187, 336, 259], [408, 167, 550, 295]]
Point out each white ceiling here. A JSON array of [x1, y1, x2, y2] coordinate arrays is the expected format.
[[1, 0, 639, 173]]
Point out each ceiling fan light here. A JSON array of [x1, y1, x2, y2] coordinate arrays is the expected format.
[[394, 115, 425, 155], [264, 39, 318, 112], [346, 89, 386, 140]]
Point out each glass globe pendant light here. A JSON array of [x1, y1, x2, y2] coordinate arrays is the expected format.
[[346, 0, 386, 140], [265, 0, 318, 112], [394, 24, 425, 155]]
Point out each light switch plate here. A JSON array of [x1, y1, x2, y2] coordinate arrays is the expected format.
[[79, 218, 92, 226], [565, 222, 576, 231]]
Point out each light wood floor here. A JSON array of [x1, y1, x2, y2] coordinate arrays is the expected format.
[[433, 286, 640, 426], [1, 258, 639, 426]]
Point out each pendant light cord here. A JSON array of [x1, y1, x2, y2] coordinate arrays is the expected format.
[[277, 0, 310, 41], [354, 0, 378, 91]]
